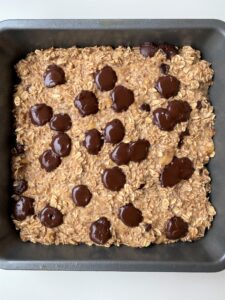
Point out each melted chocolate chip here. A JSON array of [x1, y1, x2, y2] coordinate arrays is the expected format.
[[74, 90, 99, 117], [50, 113, 72, 132], [118, 203, 143, 227], [153, 100, 192, 131], [160, 63, 170, 75], [51, 133, 71, 157], [160, 156, 195, 187], [145, 223, 152, 232], [140, 103, 151, 112], [43, 64, 66, 88], [90, 217, 112, 245], [140, 42, 159, 58], [13, 196, 34, 221], [159, 44, 178, 59], [102, 167, 126, 191], [83, 129, 103, 155], [95, 65, 117, 91], [153, 108, 176, 131], [30, 104, 53, 126], [111, 85, 134, 112], [103, 119, 125, 144], [39, 206, 63, 228], [138, 183, 146, 190], [39, 150, 61, 172], [168, 100, 192, 123], [11, 142, 25, 156], [166, 216, 188, 239], [196, 101, 202, 110], [178, 128, 190, 148], [13, 180, 28, 195], [72, 185, 92, 207], [110, 142, 130, 165], [177, 158, 195, 180], [129, 139, 150, 162], [155, 75, 180, 99], [110, 140, 150, 165]]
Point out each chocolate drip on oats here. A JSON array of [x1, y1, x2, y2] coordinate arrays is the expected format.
[[50, 113, 72, 132], [102, 167, 126, 191], [159, 44, 178, 59], [140, 42, 159, 58], [11, 142, 25, 156], [30, 104, 53, 126], [72, 185, 92, 207], [140, 103, 151, 112], [160, 63, 170, 75], [13, 180, 28, 195], [43, 64, 66, 88], [155, 75, 180, 99], [145, 223, 152, 232], [160, 157, 195, 187], [103, 119, 125, 144], [39, 149, 61, 172], [95, 65, 117, 91], [90, 217, 112, 245], [75, 91, 99, 117], [13, 196, 34, 221], [39, 206, 63, 228], [153, 100, 192, 131], [110, 142, 130, 165], [178, 129, 190, 148], [165, 216, 188, 239], [140, 42, 178, 59], [196, 101, 202, 110], [129, 139, 150, 162], [118, 203, 143, 227], [110, 139, 150, 165], [83, 129, 103, 155], [111, 85, 134, 112], [51, 133, 71, 157]]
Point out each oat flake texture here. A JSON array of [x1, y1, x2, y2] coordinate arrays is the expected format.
[[12, 45, 216, 247]]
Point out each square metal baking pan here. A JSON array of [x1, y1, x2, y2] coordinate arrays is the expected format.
[[0, 19, 225, 272]]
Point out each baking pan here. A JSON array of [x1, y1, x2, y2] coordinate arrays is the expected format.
[[0, 19, 225, 272]]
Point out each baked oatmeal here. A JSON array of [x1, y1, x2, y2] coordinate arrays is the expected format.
[[11, 43, 216, 247]]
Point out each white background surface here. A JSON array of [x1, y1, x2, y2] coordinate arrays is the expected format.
[[0, 0, 225, 299]]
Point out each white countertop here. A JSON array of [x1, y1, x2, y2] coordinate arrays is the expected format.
[[0, 0, 225, 299]]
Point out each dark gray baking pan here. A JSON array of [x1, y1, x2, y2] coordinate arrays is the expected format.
[[0, 19, 225, 272]]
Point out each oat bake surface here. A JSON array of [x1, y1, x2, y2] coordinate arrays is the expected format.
[[12, 45, 216, 247]]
